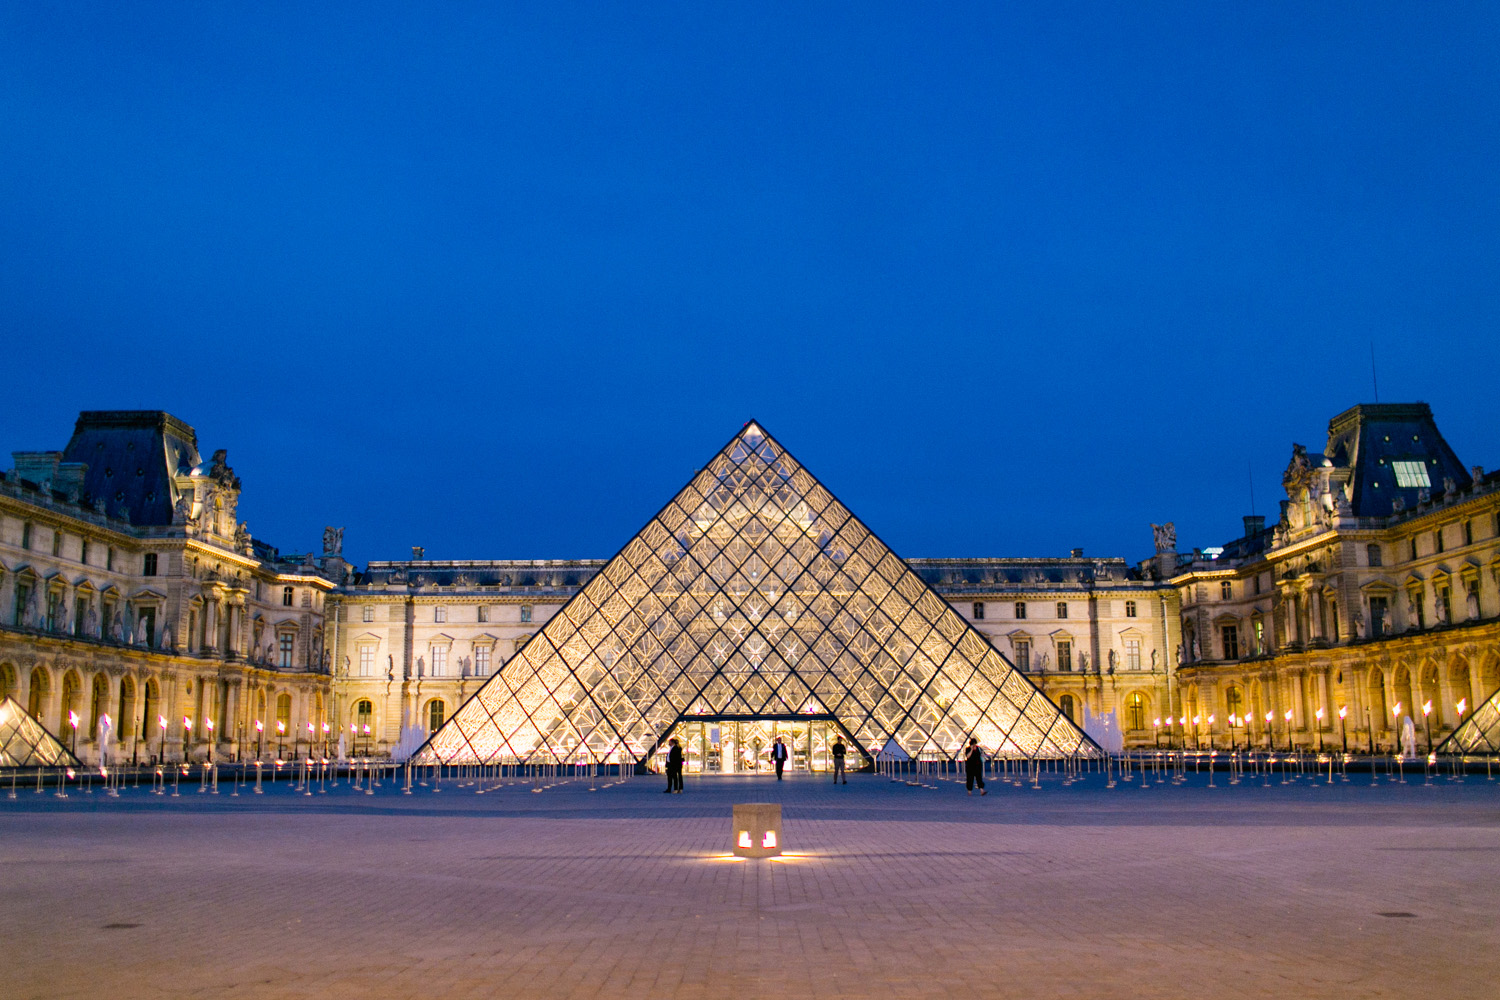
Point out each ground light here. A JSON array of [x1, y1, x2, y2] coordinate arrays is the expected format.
[[732, 802, 783, 858]]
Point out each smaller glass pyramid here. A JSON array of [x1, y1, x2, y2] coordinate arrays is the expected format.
[[0, 697, 81, 767], [1437, 685, 1500, 755]]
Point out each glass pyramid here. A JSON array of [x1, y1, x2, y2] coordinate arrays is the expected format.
[[1437, 685, 1500, 755], [0, 697, 80, 767], [417, 422, 1099, 767]]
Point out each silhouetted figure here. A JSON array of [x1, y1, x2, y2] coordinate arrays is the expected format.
[[664, 737, 684, 793], [771, 736, 789, 780], [831, 736, 847, 784], [963, 736, 987, 795]]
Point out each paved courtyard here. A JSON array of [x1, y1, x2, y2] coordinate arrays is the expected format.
[[2, 764, 1498, 999]]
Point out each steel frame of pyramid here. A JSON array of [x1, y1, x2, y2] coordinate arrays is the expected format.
[[415, 422, 1101, 768], [1436, 684, 1500, 755], [0, 697, 81, 768]]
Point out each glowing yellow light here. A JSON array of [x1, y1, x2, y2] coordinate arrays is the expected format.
[[738, 831, 752, 848], [1422, 701, 1432, 717], [1393, 702, 1402, 718], [1338, 705, 1348, 719], [1315, 708, 1324, 721], [1457, 699, 1467, 716], [255, 719, 263, 732], [763, 831, 777, 849]]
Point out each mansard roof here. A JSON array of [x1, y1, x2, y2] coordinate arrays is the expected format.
[[1325, 402, 1470, 517], [61, 410, 201, 526]]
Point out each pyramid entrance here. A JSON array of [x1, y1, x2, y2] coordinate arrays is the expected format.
[[417, 421, 1099, 770]]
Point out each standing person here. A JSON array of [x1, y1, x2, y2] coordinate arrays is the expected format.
[[771, 736, 789, 780], [664, 737, 684, 794], [831, 736, 847, 784], [963, 736, 987, 795]]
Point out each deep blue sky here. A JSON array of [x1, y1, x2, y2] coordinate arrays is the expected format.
[[3, 5, 1498, 565]]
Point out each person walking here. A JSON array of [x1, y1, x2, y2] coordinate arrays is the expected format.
[[664, 737, 684, 794], [831, 736, 847, 784], [771, 736, 789, 780], [963, 736, 987, 795]]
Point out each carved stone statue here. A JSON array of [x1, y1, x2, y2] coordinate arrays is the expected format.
[[1353, 609, 1365, 639], [1443, 476, 1457, 498], [416, 655, 425, 678], [1150, 648, 1158, 670], [1190, 634, 1200, 660], [1151, 522, 1176, 554], [109, 610, 123, 642], [322, 526, 344, 556], [1037, 652, 1049, 672], [86, 604, 99, 638], [1107, 649, 1118, 671], [136, 618, 149, 645], [1407, 597, 1419, 629], [1391, 496, 1406, 514], [1079, 651, 1089, 672], [235, 522, 252, 552]]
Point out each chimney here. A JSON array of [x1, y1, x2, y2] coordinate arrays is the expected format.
[[11, 451, 62, 486], [1069, 547, 1083, 558], [1243, 515, 1265, 538]]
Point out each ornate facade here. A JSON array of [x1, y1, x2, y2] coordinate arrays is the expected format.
[[5, 402, 1495, 763], [1170, 403, 1500, 753]]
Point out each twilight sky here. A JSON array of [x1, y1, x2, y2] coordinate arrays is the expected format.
[[3, 4, 1498, 566]]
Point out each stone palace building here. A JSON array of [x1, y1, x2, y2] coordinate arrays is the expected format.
[[1, 403, 1496, 765]]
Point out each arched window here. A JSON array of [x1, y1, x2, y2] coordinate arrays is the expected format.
[[89, 674, 109, 739], [0, 663, 16, 702], [275, 693, 292, 733], [1125, 692, 1146, 731], [118, 676, 136, 740], [60, 670, 82, 732], [27, 668, 49, 720], [427, 699, 446, 733], [1059, 694, 1076, 723], [141, 678, 159, 737], [354, 699, 374, 729], [1225, 686, 1244, 720]]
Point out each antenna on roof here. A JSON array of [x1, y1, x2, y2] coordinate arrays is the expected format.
[[1370, 342, 1379, 403]]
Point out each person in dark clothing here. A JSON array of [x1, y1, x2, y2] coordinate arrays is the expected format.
[[771, 736, 789, 780], [664, 737, 684, 793], [831, 736, 847, 784], [963, 736, 987, 795]]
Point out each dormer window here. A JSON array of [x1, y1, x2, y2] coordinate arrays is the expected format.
[[1392, 461, 1430, 488]]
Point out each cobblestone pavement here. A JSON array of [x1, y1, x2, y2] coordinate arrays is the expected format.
[[2, 765, 1498, 999]]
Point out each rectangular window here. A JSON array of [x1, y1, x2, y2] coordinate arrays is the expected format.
[[1220, 581, 1231, 600], [1391, 460, 1431, 488], [1015, 640, 1030, 671], [139, 607, 155, 647], [1410, 537, 1419, 561], [278, 634, 294, 668], [1410, 591, 1425, 630], [1056, 602, 1068, 619], [74, 597, 87, 636], [359, 647, 373, 677], [1254, 574, 1262, 595], [80, 539, 90, 565], [1465, 520, 1474, 546], [1124, 600, 1137, 618], [21, 523, 31, 550], [1367, 544, 1382, 567], [1057, 640, 1072, 672], [362, 606, 374, 623], [431, 645, 447, 676], [52, 531, 62, 557], [282, 586, 294, 607], [1436, 528, 1445, 554], [1253, 619, 1265, 655], [520, 605, 533, 623], [1438, 587, 1451, 624], [972, 602, 984, 620], [1125, 638, 1142, 669], [106, 547, 114, 571], [143, 552, 158, 576], [434, 606, 447, 623], [1370, 596, 1388, 637], [478, 605, 490, 623], [1013, 602, 1026, 620], [46, 591, 59, 631], [1220, 625, 1239, 661], [475, 646, 491, 675], [14, 583, 30, 627]]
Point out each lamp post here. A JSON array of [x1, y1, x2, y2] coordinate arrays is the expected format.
[[1264, 710, 1273, 751], [361, 723, 371, 756], [1191, 715, 1201, 752], [1392, 702, 1403, 758], [1422, 700, 1433, 754], [1338, 705, 1348, 754], [205, 719, 214, 764], [322, 721, 330, 758], [255, 719, 263, 761], [1284, 709, 1294, 753], [1366, 706, 1374, 755], [1178, 716, 1188, 752], [183, 716, 192, 767], [276, 720, 285, 761], [306, 721, 315, 762], [1314, 708, 1323, 752], [1153, 718, 1161, 750], [157, 714, 167, 764], [68, 710, 79, 756], [1228, 714, 1238, 752], [1206, 714, 1215, 752]]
